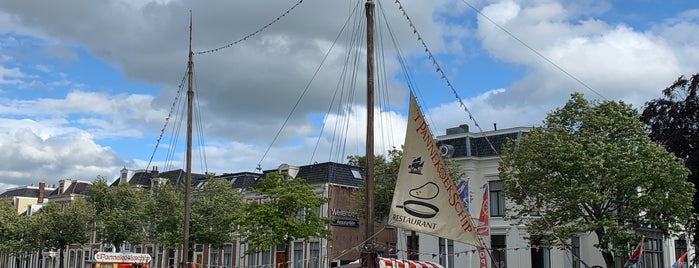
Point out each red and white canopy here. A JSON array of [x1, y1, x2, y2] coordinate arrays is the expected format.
[[377, 258, 444, 268]]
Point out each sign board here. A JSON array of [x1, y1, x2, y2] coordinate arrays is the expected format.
[[94, 252, 152, 263]]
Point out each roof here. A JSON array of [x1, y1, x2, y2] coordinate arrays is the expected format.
[[436, 126, 530, 158], [259, 162, 364, 188], [112, 169, 207, 190], [0, 187, 41, 199], [47, 180, 92, 197], [216, 172, 262, 190]]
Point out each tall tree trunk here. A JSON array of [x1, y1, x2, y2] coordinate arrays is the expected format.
[[602, 252, 615, 268], [59, 246, 65, 268]]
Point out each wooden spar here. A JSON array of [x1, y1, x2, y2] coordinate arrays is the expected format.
[[363, 1, 376, 268], [182, 10, 194, 268]]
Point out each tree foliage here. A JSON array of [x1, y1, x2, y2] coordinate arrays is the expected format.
[[0, 200, 38, 256], [85, 177, 152, 251], [34, 199, 94, 268], [500, 93, 694, 268], [236, 173, 331, 257], [190, 177, 243, 249], [148, 182, 184, 250], [349, 146, 466, 221], [641, 73, 699, 244]]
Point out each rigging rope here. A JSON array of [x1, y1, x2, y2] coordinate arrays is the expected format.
[[143, 65, 188, 173], [457, 0, 606, 100], [393, 1, 589, 267], [194, 0, 304, 55], [255, 1, 363, 170]]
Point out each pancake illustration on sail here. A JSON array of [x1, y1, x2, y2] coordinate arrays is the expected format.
[[396, 182, 440, 219]]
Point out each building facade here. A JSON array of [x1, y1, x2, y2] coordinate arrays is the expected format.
[[393, 124, 689, 268]]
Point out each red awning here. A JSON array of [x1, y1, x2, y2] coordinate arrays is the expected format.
[[377, 258, 444, 268]]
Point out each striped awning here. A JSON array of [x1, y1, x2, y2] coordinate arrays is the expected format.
[[377, 258, 444, 268]]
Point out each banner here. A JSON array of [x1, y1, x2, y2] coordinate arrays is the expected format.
[[477, 183, 490, 268], [388, 93, 480, 246]]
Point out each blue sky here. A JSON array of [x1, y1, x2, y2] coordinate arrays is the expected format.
[[0, 0, 698, 192]]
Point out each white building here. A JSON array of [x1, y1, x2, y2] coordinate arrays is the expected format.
[[394, 124, 688, 268]]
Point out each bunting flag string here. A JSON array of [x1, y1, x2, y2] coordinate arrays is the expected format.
[[195, 0, 304, 55], [392, 1, 583, 267], [393, 0, 498, 156]]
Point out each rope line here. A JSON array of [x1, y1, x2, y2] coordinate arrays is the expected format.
[[195, 0, 304, 55], [393, 1, 585, 267], [457, 0, 606, 100], [143, 64, 189, 173]]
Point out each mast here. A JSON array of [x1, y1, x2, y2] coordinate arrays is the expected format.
[[363, 1, 376, 268], [182, 11, 194, 268]]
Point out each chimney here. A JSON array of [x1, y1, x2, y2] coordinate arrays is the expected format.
[[38, 181, 45, 204], [151, 166, 159, 179]]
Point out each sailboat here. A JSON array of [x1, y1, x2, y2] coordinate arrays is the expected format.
[[360, 0, 484, 268]]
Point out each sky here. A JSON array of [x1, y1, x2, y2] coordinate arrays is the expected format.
[[0, 0, 697, 192]]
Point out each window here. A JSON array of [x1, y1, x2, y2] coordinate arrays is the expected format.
[[438, 238, 454, 268], [296, 208, 305, 222], [491, 235, 507, 268], [69, 250, 76, 268], [247, 249, 257, 267], [223, 244, 233, 268], [310, 242, 320, 268], [157, 247, 164, 268], [262, 248, 271, 266], [76, 250, 82, 268], [530, 244, 550, 268], [407, 234, 419, 260], [640, 231, 663, 268], [675, 239, 688, 268], [572, 236, 581, 268], [210, 246, 218, 266], [351, 169, 363, 179], [293, 242, 304, 268], [489, 180, 505, 217]]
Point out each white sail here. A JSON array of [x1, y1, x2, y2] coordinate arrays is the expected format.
[[388, 93, 481, 246]]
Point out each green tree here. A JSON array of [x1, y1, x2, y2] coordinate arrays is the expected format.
[[34, 199, 94, 268], [190, 177, 243, 249], [641, 73, 699, 248], [85, 178, 151, 251], [0, 200, 39, 256], [236, 173, 331, 267], [148, 182, 184, 250], [349, 147, 465, 221], [500, 93, 694, 268]]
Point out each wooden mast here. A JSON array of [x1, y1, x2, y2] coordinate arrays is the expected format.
[[364, 1, 376, 268], [182, 11, 194, 268]]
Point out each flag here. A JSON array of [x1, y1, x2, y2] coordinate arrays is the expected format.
[[388, 92, 481, 246], [456, 179, 469, 212], [624, 235, 645, 267], [672, 250, 688, 268]]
